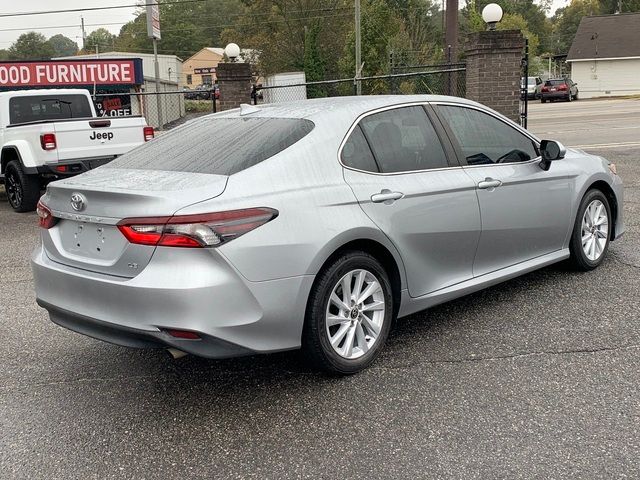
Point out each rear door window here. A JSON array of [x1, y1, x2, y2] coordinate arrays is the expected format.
[[358, 106, 449, 173], [107, 116, 315, 175], [9, 94, 93, 124], [341, 125, 378, 172]]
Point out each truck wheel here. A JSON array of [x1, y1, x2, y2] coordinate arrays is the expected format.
[[5, 160, 41, 212]]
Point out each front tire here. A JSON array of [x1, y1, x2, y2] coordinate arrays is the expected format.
[[569, 190, 611, 271], [5, 160, 41, 213], [302, 251, 394, 374]]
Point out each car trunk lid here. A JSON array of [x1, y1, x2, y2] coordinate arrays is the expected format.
[[40, 168, 228, 278]]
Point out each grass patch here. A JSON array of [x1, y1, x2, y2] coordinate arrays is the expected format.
[[185, 99, 215, 113]]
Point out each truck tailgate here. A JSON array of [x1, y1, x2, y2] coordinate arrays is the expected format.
[[53, 117, 146, 161]]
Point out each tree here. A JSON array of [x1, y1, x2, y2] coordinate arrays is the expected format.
[[47, 34, 78, 57], [0, 49, 9, 61], [84, 28, 116, 52], [303, 25, 326, 97], [8, 32, 54, 60], [551, 0, 601, 55]]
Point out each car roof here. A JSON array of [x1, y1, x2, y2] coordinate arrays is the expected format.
[[0, 88, 91, 98], [214, 95, 484, 121]]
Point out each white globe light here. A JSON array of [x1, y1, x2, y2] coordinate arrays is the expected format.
[[224, 43, 240, 60], [482, 3, 503, 27]]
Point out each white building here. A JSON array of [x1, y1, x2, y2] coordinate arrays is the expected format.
[[566, 13, 640, 99]]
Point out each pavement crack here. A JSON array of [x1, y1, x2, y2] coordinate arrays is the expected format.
[[375, 343, 640, 370], [610, 252, 640, 270]]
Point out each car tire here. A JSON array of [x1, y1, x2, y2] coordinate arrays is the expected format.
[[541, 98, 546, 103], [567, 94, 572, 102], [5, 160, 41, 213], [302, 250, 394, 375], [568, 189, 612, 271]]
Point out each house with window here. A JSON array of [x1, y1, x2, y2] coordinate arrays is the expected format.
[[566, 13, 640, 98], [181, 47, 258, 88]]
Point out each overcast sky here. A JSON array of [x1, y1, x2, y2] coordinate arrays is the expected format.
[[0, 0, 570, 51]]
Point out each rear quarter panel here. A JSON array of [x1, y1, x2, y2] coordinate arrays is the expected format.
[[172, 119, 408, 286]]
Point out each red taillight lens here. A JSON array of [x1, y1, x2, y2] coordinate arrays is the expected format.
[[40, 133, 57, 150], [117, 207, 278, 248], [164, 329, 201, 340], [143, 126, 154, 142], [37, 201, 57, 229], [541, 86, 548, 92], [558, 84, 568, 91]]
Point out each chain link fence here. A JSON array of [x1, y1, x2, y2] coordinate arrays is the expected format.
[[92, 66, 467, 130], [96, 89, 218, 130], [252, 66, 466, 105]]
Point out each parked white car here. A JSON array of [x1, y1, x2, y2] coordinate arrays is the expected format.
[[0, 88, 153, 212]]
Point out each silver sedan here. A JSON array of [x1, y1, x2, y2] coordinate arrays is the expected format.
[[32, 96, 624, 374]]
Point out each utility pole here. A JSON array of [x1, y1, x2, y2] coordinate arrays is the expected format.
[[81, 16, 86, 50], [355, 0, 362, 95], [444, 0, 458, 64]]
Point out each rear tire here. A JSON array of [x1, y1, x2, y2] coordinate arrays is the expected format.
[[567, 94, 572, 102], [5, 160, 41, 213], [302, 251, 394, 375], [568, 190, 611, 271], [541, 98, 547, 103]]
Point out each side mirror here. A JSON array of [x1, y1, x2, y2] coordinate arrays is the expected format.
[[539, 140, 566, 171]]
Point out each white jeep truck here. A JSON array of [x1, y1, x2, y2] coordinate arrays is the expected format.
[[0, 89, 153, 212]]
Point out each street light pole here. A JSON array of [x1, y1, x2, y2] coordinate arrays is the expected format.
[[153, 37, 163, 129], [355, 0, 362, 95]]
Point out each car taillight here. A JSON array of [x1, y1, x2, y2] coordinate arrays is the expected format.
[[37, 201, 57, 229], [143, 126, 154, 142], [40, 133, 57, 150], [541, 86, 549, 92], [117, 207, 278, 248], [558, 84, 568, 91]]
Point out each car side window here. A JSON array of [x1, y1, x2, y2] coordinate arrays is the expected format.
[[359, 106, 449, 173], [438, 105, 539, 165], [341, 125, 379, 172]]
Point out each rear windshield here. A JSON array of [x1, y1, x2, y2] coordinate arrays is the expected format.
[[9, 94, 93, 124], [545, 80, 566, 86], [107, 116, 315, 175]]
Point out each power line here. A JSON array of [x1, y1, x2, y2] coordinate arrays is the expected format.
[[0, 0, 206, 18], [0, 22, 126, 33]]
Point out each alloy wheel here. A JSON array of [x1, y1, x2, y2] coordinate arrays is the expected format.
[[325, 269, 386, 360], [6, 170, 22, 209], [581, 199, 609, 261]]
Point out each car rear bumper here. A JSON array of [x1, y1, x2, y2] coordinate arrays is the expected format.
[[24, 156, 117, 176], [32, 245, 315, 358], [541, 91, 571, 100]]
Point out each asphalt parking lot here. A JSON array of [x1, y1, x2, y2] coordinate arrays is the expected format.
[[1, 98, 639, 479]]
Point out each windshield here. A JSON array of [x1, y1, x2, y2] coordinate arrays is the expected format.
[[107, 116, 315, 175]]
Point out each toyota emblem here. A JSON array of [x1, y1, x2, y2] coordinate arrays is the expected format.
[[70, 193, 86, 212]]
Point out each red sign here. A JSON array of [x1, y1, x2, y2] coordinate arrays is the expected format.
[[0, 60, 139, 87]]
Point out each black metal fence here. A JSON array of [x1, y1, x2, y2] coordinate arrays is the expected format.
[[252, 66, 467, 105]]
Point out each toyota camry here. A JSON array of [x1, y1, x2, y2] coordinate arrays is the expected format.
[[32, 96, 624, 374]]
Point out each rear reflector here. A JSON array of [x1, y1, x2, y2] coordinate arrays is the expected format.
[[164, 329, 201, 340], [37, 201, 57, 229], [143, 126, 154, 142], [55, 165, 68, 172], [117, 207, 278, 248], [40, 133, 57, 151]]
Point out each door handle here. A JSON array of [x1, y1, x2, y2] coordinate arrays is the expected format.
[[371, 189, 404, 204], [477, 178, 502, 190]]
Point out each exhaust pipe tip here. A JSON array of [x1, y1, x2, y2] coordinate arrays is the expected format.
[[167, 348, 188, 359]]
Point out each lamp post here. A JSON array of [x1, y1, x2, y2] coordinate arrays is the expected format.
[[224, 43, 240, 62], [481, 3, 503, 31]]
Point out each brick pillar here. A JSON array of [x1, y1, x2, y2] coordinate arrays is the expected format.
[[464, 30, 525, 123], [217, 62, 252, 112]]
